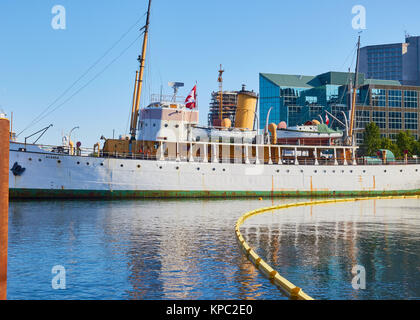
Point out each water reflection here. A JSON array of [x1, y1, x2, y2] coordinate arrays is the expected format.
[[241, 199, 420, 300], [8, 198, 420, 300], [8, 199, 290, 300]]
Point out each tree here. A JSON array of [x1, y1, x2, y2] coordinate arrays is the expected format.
[[380, 137, 399, 158], [414, 139, 420, 156], [395, 131, 417, 157], [361, 122, 381, 156]]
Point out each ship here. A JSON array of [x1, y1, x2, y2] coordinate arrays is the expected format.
[[7, 1, 420, 199]]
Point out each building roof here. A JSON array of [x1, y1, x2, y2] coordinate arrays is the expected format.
[[361, 42, 403, 50], [261, 71, 401, 88], [363, 79, 401, 86], [260, 73, 315, 88], [315, 71, 364, 86]]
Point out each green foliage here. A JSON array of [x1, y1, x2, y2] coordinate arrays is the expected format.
[[414, 139, 420, 156], [380, 138, 399, 158], [395, 131, 417, 157], [361, 122, 381, 156], [361, 123, 420, 158]]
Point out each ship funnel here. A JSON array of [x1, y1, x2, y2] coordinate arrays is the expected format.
[[234, 85, 257, 130]]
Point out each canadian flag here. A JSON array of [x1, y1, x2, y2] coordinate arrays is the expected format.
[[185, 85, 197, 109], [325, 114, 330, 125]]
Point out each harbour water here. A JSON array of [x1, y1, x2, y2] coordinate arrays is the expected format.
[[7, 198, 420, 300]]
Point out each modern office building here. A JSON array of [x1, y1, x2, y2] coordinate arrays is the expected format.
[[353, 83, 420, 144], [259, 71, 420, 144], [207, 91, 238, 126], [359, 35, 420, 86], [259, 71, 364, 130]]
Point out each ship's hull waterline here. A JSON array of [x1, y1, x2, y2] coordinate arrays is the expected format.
[[9, 148, 420, 200]]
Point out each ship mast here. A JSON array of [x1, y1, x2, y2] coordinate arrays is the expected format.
[[348, 35, 361, 144], [130, 0, 152, 140], [218, 65, 224, 123]]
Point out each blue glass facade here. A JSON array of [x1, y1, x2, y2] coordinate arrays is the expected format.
[[259, 72, 420, 143], [259, 75, 281, 129], [259, 72, 351, 130]]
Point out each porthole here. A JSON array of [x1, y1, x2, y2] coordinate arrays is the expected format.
[[164, 124, 168, 128], [57, 160, 61, 164], [197, 168, 200, 171], [159, 166, 162, 169], [28, 158, 32, 161], [223, 169, 226, 172], [100, 163, 104, 166], [212, 168, 216, 171], [120, 164, 124, 167], [314, 170, 318, 173], [400, 170, 403, 173], [38, 159, 42, 162], [77, 161, 80, 165], [363, 170, 366, 173], [277, 170, 280, 173], [137, 165, 141, 168], [176, 166, 179, 170], [87, 162, 90, 166], [384, 170, 387, 173], [286, 170, 290, 173], [350, 170, 353, 173], [175, 124, 179, 128]]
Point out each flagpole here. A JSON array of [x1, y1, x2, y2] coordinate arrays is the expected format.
[[191, 81, 197, 124]]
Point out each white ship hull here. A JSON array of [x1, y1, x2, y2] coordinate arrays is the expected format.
[[9, 143, 420, 199]]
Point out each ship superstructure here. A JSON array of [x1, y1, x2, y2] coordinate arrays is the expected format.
[[7, 1, 420, 199]]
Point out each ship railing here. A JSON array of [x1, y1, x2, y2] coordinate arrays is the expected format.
[[276, 139, 344, 147], [150, 141, 361, 166], [17, 141, 420, 166], [356, 157, 420, 166], [151, 141, 420, 166], [13, 142, 98, 157], [150, 94, 186, 104]]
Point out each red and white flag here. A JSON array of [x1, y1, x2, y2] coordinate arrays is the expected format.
[[185, 85, 197, 109], [325, 114, 330, 125]]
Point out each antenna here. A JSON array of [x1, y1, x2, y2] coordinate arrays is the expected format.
[[218, 64, 225, 121], [168, 82, 184, 102]]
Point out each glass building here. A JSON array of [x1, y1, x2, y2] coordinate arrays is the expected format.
[[359, 36, 420, 86], [259, 71, 364, 130], [259, 71, 420, 144], [354, 84, 420, 144]]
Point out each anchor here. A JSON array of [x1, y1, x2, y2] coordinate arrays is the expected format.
[[11, 162, 26, 176]]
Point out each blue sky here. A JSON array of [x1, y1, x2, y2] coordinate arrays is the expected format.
[[1, 0, 420, 146]]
